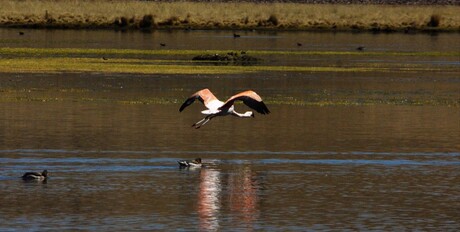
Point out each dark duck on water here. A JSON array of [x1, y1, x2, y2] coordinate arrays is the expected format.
[[178, 158, 202, 168], [22, 170, 48, 181]]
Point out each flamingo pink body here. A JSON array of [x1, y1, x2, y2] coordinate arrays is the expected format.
[[179, 89, 270, 129]]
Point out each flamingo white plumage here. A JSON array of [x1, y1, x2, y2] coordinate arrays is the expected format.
[[179, 88, 270, 129]]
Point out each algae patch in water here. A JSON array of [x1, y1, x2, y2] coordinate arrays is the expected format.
[[0, 57, 253, 75], [1, 92, 457, 107], [1, 47, 458, 57], [0, 57, 447, 74], [0, 47, 456, 75]]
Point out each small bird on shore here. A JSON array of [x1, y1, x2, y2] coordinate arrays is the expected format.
[[233, 33, 241, 38], [19, 31, 24, 36], [179, 88, 270, 129], [22, 170, 48, 181], [178, 158, 202, 168], [160, 43, 166, 47], [356, 46, 365, 51], [297, 42, 302, 46]]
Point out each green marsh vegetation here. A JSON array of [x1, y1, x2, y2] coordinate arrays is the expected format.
[[0, 47, 459, 107], [0, 47, 458, 74], [1, 0, 459, 32]]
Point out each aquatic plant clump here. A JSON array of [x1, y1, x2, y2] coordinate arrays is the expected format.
[[192, 52, 262, 65]]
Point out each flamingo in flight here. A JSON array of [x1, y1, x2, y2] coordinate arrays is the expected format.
[[179, 88, 270, 129]]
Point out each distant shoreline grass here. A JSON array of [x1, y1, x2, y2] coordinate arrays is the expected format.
[[1, 0, 459, 32]]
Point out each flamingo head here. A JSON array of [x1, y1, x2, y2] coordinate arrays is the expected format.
[[244, 111, 255, 118]]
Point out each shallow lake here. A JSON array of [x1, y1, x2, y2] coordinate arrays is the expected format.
[[0, 29, 459, 230]]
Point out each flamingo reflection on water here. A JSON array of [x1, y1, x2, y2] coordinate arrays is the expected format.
[[179, 89, 270, 129], [199, 168, 221, 231]]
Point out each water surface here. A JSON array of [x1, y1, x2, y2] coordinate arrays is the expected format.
[[0, 29, 459, 231]]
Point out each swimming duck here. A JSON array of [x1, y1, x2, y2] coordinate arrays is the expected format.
[[22, 170, 48, 181], [178, 158, 202, 168]]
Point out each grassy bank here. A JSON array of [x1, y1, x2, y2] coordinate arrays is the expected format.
[[1, 0, 459, 32]]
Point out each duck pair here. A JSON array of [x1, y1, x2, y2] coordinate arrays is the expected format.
[[20, 159, 199, 179]]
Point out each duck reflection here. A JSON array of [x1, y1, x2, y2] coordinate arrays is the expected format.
[[198, 168, 221, 231]]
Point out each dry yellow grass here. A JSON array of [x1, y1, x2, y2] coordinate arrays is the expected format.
[[0, 0, 459, 31]]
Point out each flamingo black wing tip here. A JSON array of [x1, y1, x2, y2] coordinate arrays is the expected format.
[[260, 102, 270, 115]]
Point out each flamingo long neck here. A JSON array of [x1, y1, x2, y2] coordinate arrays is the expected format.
[[233, 111, 253, 118]]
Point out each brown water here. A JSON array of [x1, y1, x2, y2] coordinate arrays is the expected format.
[[0, 29, 459, 230]]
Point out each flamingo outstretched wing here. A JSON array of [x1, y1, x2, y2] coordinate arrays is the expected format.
[[221, 90, 270, 114], [179, 88, 219, 112]]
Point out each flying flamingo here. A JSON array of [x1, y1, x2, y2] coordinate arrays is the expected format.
[[179, 89, 270, 129]]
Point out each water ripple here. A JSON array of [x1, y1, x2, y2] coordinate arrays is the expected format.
[[1, 149, 459, 157], [0, 150, 458, 168]]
